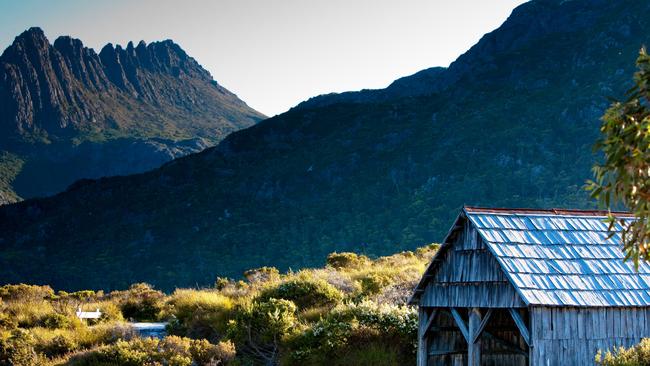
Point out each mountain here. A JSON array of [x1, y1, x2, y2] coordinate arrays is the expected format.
[[0, 28, 265, 203], [0, 0, 646, 291]]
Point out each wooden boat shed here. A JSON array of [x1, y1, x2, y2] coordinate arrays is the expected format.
[[409, 207, 650, 366]]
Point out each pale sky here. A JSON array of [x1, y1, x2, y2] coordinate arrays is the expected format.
[[0, 0, 527, 116]]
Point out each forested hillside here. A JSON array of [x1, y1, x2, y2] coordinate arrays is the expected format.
[[0, 0, 647, 290]]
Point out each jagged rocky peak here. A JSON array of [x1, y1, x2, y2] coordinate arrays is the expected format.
[[97, 38, 209, 80], [1, 27, 52, 69], [7, 27, 50, 51], [0, 27, 263, 144], [0, 27, 265, 204]]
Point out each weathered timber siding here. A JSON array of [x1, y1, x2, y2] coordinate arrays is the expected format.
[[530, 307, 650, 366], [419, 226, 525, 308]]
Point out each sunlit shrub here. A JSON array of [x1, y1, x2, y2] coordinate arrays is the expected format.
[[40, 334, 79, 358], [40, 313, 76, 330], [166, 289, 234, 341], [596, 338, 650, 366], [0, 312, 17, 330], [215, 277, 231, 290], [257, 279, 342, 310], [326, 252, 369, 269], [0, 329, 46, 366], [97, 302, 124, 323], [0, 284, 54, 302], [64, 336, 235, 366], [359, 272, 393, 296], [282, 301, 417, 366], [307, 268, 359, 294], [3, 300, 56, 329], [228, 299, 297, 365], [0, 243, 438, 365], [244, 267, 280, 284], [116, 283, 165, 321]]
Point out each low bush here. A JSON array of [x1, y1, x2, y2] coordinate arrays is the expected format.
[[28, 321, 137, 355], [3, 300, 57, 329], [326, 252, 369, 269], [283, 301, 417, 366], [64, 336, 235, 366], [228, 299, 297, 365], [0, 313, 17, 330], [166, 289, 234, 341], [40, 334, 78, 358], [40, 313, 77, 330], [0, 284, 54, 302], [257, 279, 342, 310], [596, 338, 650, 366], [115, 283, 165, 321], [0, 329, 47, 366], [358, 272, 393, 296], [244, 267, 280, 284], [97, 302, 124, 323]]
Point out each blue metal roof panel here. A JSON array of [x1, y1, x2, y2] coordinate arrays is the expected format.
[[467, 210, 650, 307]]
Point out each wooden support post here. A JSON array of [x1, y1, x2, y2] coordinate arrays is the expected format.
[[417, 308, 430, 366], [468, 308, 482, 366], [472, 308, 493, 344]]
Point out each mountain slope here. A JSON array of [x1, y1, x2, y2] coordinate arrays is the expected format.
[[0, 28, 265, 202], [0, 0, 646, 291]]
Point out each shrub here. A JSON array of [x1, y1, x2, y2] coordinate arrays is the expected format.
[[166, 289, 233, 341], [283, 302, 417, 366], [0, 329, 46, 366], [308, 268, 359, 294], [3, 300, 57, 329], [228, 299, 297, 365], [414, 244, 439, 259], [244, 267, 280, 284], [257, 279, 342, 310], [326, 252, 368, 269], [0, 284, 54, 302], [64, 336, 235, 366], [98, 302, 124, 323], [41, 334, 79, 358], [41, 313, 75, 330], [215, 277, 231, 290], [117, 283, 165, 321], [596, 338, 650, 366], [0, 312, 17, 330], [359, 272, 393, 296]]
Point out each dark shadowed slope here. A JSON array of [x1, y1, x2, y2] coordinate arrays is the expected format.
[[0, 0, 646, 290], [0, 28, 265, 202]]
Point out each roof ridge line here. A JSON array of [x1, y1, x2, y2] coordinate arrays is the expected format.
[[464, 205, 633, 217]]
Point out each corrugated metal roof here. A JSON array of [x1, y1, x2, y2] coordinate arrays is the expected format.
[[465, 208, 648, 307]]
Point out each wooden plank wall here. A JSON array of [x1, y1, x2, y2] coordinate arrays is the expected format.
[[530, 307, 650, 366], [419, 222, 525, 308]]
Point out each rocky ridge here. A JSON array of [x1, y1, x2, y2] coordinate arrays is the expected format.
[[0, 28, 265, 202]]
